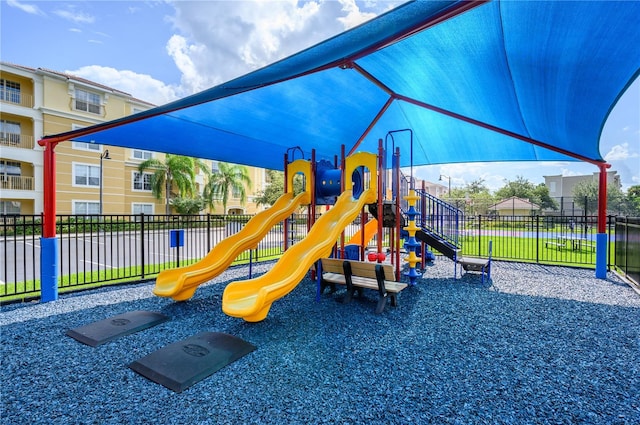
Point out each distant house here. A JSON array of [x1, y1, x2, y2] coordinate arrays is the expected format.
[[489, 196, 540, 216]]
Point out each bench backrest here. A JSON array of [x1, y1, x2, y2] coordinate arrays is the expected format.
[[321, 258, 395, 281]]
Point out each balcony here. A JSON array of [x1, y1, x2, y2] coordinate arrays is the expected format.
[[1, 175, 35, 191], [0, 90, 34, 108], [0, 133, 35, 149]]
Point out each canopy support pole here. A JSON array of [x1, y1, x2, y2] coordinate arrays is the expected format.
[[595, 163, 609, 279], [40, 140, 60, 302]]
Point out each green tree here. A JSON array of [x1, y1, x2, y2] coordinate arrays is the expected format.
[[254, 170, 305, 207], [532, 183, 558, 210], [203, 162, 252, 213], [627, 185, 640, 215], [572, 179, 626, 214], [170, 197, 206, 214], [254, 170, 285, 207], [463, 179, 493, 215], [495, 176, 536, 200], [138, 155, 207, 214], [495, 176, 556, 211]]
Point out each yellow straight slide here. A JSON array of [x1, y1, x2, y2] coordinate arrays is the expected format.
[[222, 188, 376, 322], [347, 217, 378, 247], [154, 191, 309, 301]]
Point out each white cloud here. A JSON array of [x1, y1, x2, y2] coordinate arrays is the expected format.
[[53, 8, 95, 24], [7, 0, 44, 15], [604, 143, 639, 161], [66, 66, 181, 106], [164, 0, 403, 95]]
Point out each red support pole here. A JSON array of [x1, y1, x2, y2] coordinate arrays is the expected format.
[[283, 153, 289, 253], [42, 141, 58, 237], [40, 140, 60, 302], [595, 163, 610, 279], [377, 139, 384, 263], [597, 164, 608, 234], [421, 180, 427, 271], [310, 149, 316, 230], [340, 144, 346, 259], [395, 147, 401, 280]]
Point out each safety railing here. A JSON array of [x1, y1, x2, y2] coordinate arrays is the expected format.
[[415, 187, 463, 247], [1, 133, 34, 150], [1, 175, 34, 191]]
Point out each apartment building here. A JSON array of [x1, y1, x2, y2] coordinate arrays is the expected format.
[[1, 62, 267, 216], [543, 170, 621, 215]]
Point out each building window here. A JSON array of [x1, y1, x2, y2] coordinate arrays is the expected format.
[[0, 160, 21, 178], [133, 172, 153, 191], [74, 88, 101, 114], [549, 182, 556, 194], [132, 149, 152, 160], [73, 201, 100, 215], [211, 161, 219, 174], [72, 141, 102, 152], [0, 200, 21, 214], [132, 203, 154, 215], [0, 120, 21, 144], [0, 79, 21, 104], [74, 163, 100, 187]]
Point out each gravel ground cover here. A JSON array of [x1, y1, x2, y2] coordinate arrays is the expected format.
[[1, 259, 639, 425]]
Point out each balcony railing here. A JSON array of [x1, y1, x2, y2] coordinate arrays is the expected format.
[[0, 90, 34, 108], [1, 176, 34, 191], [0, 133, 35, 149]]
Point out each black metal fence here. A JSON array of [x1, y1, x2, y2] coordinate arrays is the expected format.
[[0, 212, 635, 303], [457, 214, 615, 268], [614, 217, 640, 286], [447, 196, 638, 217]]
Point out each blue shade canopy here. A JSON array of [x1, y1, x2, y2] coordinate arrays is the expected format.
[[43, 0, 640, 171]]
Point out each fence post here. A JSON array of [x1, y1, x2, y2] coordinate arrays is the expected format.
[[140, 213, 145, 279], [535, 215, 540, 263], [477, 215, 482, 256], [207, 214, 211, 252]]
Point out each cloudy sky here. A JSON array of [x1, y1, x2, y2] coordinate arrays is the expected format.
[[2, 0, 639, 191]]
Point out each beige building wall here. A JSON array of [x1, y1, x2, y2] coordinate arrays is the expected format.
[[2, 62, 267, 216]]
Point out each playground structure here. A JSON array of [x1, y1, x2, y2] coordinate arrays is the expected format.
[[153, 135, 476, 321]]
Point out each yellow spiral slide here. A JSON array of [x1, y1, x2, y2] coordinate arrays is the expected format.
[[222, 188, 376, 321], [222, 151, 378, 322], [153, 191, 310, 301]]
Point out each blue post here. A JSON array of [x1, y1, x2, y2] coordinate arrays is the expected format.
[[403, 190, 421, 285], [40, 237, 59, 302], [595, 233, 608, 278]]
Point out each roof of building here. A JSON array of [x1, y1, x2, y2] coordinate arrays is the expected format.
[[2, 61, 155, 106], [490, 196, 540, 211]]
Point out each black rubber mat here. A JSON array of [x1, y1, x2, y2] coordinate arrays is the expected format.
[[65, 310, 169, 347], [129, 332, 256, 393]]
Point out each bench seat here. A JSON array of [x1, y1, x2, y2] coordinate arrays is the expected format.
[[319, 258, 407, 313]]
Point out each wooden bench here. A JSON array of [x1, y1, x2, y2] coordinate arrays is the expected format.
[[318, 258, 408, 314]]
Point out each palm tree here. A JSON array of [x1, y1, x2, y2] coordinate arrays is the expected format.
[[138, 154, 209, 214], [203, 162, 252, 213]]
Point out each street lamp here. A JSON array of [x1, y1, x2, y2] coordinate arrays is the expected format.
[[439, 174, 451, 199], [99, 150, 111, 215]]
